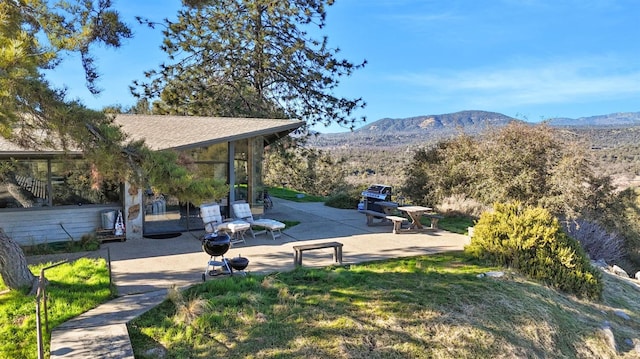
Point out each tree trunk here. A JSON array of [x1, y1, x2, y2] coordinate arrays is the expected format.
[[0, 229, 37, 292]]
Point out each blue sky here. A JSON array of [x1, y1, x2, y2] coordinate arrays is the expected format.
[[44, 0, 640, 133]]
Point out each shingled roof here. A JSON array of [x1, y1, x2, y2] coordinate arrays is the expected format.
[[0, 115, 304, 155], [115, 115, 303, 151]]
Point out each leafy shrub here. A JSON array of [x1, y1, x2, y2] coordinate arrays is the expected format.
[[562, 219, 625, 265], [325, 191, 360, 209], [465, 202, 603, 300]]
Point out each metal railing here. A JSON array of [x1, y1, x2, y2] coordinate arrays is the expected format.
[[34, 247, 112, 359], [35, 260, 67, 359]]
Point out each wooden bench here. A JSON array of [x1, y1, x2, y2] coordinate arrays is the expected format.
[[359, 209, 390, 226], [293, 241, 343, 266], [423, 213, 444, 229], [385, 215, 408, 234]]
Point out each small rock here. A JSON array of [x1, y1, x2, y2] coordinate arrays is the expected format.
[[485, 271, 504, 278], [635, 271, 640, 280], [611, 265, 629, 278], [592, 259, 608, 268], [600, 322, 617, 353], [145, 347, 166, 358], [476, 273, 485, 278], [614, 310, 630, 320]]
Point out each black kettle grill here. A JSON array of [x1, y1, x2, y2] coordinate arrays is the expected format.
[[201, 232, 249, 280], [202, 232, 231, 256]]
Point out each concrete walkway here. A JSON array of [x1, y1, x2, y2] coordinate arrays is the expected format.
[[49, 198, 470, 358]]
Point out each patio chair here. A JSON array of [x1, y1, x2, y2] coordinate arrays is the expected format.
[[231, 201, 285, 240], [200, 202, 250, 244]]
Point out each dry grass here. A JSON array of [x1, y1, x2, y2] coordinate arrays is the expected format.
[[438, 194, 490, 218], [129, 252, 640, 358]]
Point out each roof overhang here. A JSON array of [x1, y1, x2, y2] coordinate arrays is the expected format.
[[0, 115, 304, 158], [114, 114, 304, 151], [0, 151, 83, 159]]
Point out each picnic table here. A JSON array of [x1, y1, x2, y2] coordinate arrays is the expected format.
[[359, 200, 400, 226], [375, 201, 399, 214], [397, 205, 433, 230]]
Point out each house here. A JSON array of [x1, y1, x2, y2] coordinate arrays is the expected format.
[[0, 114, 304, 245]]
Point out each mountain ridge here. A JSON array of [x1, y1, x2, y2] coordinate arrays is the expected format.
[[309, 110, 640, 148], [355, 110, 518, 134]]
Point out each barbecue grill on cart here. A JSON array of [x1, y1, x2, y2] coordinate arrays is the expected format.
[[360, 184, 393, 213], [201, 231, 249, 281]]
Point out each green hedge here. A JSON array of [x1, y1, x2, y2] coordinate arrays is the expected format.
[[465, 202, 603, 300]]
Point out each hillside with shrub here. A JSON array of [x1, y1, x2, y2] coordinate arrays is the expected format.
[[267, 117, 640, 277], [305, 111, 640, 192]]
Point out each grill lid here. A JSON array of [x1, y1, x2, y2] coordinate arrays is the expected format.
[[361, 184, 392, 199]]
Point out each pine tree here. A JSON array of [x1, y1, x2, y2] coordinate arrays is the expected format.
[[0, 0, 131, 292], [133, 0, 366, 129]]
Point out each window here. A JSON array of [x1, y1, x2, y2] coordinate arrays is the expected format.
[[0, 158, 120, 208]]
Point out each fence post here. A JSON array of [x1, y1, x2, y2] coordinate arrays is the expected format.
[[34, 260, 67, 359], [35, 273, 44, 359], [107, 247, 112, 290]]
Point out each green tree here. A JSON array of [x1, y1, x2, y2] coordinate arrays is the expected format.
[[264, 144, 347, 196], [133, 0, 366, 129], [0, 0, 133, 292], [403, 122, 613, 220], [402, 142, 445, 206], [402, 134, 481, 207], [0, 0, 131, 135], [0, 1, 224, 292], [478, 122, 562, 206]]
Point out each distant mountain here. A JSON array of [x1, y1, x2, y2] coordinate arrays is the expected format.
[[546, 112, 640, 126], [309, 110, 519, 148], [353, 110, 518, 134], [308, 110, 640, 149]]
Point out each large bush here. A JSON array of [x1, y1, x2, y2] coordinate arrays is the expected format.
[[402, 136, 479, 207], [402, 122, 610, 220], [264, 146, 349, 196], [465, 202, 603, 300]]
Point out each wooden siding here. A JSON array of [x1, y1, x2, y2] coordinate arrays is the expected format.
[[0, 205, 121, 246]]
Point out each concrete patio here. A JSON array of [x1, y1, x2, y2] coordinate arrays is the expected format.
[[49, 197, 470, 358]]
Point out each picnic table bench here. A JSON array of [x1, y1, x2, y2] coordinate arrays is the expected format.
[[293, 241, 343, 266], [359, 209, 392, 225], [359, 209, 409, 233], [385, 215, 408, 234], [423, 213, 444, 229]]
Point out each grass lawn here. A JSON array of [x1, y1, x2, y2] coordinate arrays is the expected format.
[[268, 186, 475, 235], [0, 258, 113, 359], [427, 215, 473, 235], [268, 187, 325, 202], [128, 251, 640, 358]]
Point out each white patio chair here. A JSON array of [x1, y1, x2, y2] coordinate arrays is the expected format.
[[200, 202, 250, 244], [231, 202, 285, 240]]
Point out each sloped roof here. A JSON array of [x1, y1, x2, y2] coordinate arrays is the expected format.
[[0, 115, 304, 156], [115, 115, 303, 151]]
